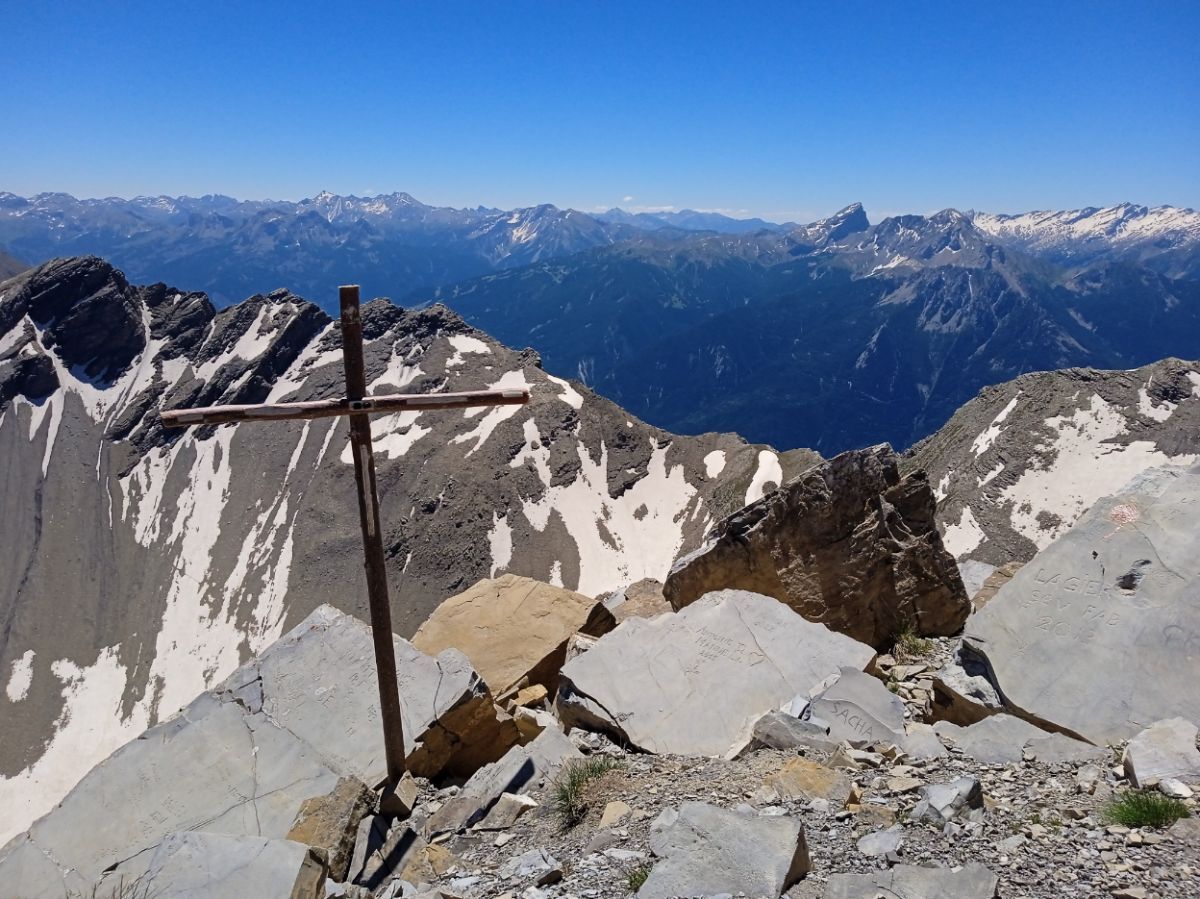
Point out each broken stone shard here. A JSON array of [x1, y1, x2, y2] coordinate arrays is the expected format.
[[910, 776, 985, 827], [140, 832, 328, 899], [823, 863, 999, 898], [1123, 718, 1200, 788], [638, 801, 809, 899], [750, 710, 837, 753], [0, 605, 515, 894], [663, 445, 969, 647], [963, 463, 1200, 744], [557, 589, 875, 757], [412, 574, 616, 696]]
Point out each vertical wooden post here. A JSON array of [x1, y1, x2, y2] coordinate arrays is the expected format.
[[340, 284, 407, 782]]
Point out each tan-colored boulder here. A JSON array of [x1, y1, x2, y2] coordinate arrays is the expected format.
[[613, 578, 673, 623], [413, 575, 616, 695], [286, 776, 375, 882], [768, 757, 853, 805], [664, 445, 968, 648]]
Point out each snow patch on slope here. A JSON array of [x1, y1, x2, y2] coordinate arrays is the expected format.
[[970, 395, 1019, 458], [511, 419, 697, 595], [744, 450, 782, 505], [5, 650, 34, 702], [0, 646, 150, 847], [999, 394, 1197, 549], [942, 506, 985, 558]]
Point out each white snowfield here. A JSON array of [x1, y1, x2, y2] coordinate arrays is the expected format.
[[0, 292, 746, 846], [934, 366, 1200, 562]]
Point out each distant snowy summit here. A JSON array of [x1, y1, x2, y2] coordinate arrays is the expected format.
[[971, 202, 1200, 272]]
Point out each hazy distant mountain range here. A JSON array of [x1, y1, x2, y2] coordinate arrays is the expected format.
[[2, 191, 1197, 452]]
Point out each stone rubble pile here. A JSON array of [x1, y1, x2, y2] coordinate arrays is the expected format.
[[3, 461, 1200, 898]]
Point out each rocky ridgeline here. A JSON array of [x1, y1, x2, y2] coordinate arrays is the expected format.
[[3, 451, 1199, 898]]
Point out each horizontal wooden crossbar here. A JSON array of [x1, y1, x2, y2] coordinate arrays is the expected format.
[[160, 387, 530, 427]]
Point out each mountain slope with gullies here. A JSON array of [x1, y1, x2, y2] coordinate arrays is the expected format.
[[0, 256, 820, 845], [428, 206, 1200, 454], [908, 356, 1200, 570]]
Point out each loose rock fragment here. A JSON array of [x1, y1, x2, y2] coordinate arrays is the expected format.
[[638, 801, 809, 899], [1123, 718, 1200, 788]]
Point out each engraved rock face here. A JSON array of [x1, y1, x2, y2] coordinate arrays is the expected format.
[[809, 666, 907, 748], [412, 574, 616, 696], [0, 605, 515, 894], [963, 463, 1200, 744], [664, 445, 969, 648], [556, 590, 875, 757]]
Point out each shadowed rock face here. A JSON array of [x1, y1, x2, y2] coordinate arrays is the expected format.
[[0, 256, 819, 847], [664, 445, 969, 648]]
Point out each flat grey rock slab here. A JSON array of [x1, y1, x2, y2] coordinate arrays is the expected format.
[[933, 713, 1098, 765], [558, 590, 874, 757], [911, 776, 984, 826], [810, 666, 906, 747], [1123, 718, 1200, 788], [638, 801, 809, 899], [140, 831, 327, 899], [824, 863, 999, 898], [857, 826, 903, 858], [899, 723, 949, 760], [256, 605, 515, 782], [0, 605, 512, 893], [963, 463, 1200, 744]]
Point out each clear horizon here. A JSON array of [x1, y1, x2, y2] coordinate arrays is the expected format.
[[5, 1, 1198, 220]]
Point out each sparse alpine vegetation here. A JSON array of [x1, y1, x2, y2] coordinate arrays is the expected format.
[[551, 756, 627, 829], [1104, 790, 1191, 828]]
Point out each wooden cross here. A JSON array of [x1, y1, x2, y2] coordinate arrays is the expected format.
[[160, 285, 529, 784]]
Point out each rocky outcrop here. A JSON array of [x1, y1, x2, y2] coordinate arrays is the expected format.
[[963, 463, 1200, 743], [0, 606, 516, 894], [557, 590, 875, 756], [664, 445, 969, 647], [412, 575, 615, 696]]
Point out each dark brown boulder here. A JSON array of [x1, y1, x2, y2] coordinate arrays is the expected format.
[[663, 444, 968, 648]]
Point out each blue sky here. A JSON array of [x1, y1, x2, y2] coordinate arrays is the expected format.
[[3, 1, 1197, 221]]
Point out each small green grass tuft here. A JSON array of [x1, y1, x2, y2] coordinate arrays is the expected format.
[[892, 618, 933, 662], [551, 755, 626, 829], [1105, 789, 1191, 828], [626, 863, 652, 892]]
